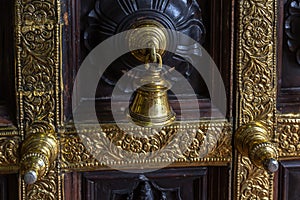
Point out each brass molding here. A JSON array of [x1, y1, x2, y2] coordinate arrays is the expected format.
[[234, 0, 277, 199], [61, 121, 232, 171], [15, 0, 62, 199], [0, 136, 20, 171], [0, 129, 25, 172], [0, 127, 19, 136], [276, 114, 300, 158]]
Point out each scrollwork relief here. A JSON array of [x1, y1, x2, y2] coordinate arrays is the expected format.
[[61, 122, 231, 170], [239, 0, 276, 125], [17, 0, 58, 128], [0, 136, 20, 167], [9, 0, 282, 200], [25, 164, 59, 200], [276, 115, 300, 157], [16, 0, 61, 199], [84, 0, 206, 92], [235, 0, 277, 199], [238, 156, 272, 199], [60, 133, 97, 167]]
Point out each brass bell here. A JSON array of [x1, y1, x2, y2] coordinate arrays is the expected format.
[[128, 54, 176, 127]]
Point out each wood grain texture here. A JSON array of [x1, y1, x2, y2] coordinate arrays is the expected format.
[[0, 174, 18, 200], [278, 160, 300, 200], [278, 0, 300, 113], [0, 0, 16, 126], [64, 167, 230, 200], [62, 0, 233, 121]]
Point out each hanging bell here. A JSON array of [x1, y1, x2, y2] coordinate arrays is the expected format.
[[128, 54, 176, 127]]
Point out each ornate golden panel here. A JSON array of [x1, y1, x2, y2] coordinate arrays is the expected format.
[[15, 0, 62, 199], [60, 121, 232, 171], [0, 0, 296, 199], [276, 114, 300, 158], [0, 134, 20, 172], [234, 0, 277, 199], [16, 0, 61, 130]]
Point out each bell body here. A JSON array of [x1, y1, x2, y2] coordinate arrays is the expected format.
[[129, 85, 175, 127], [129, 73, 175, 127]]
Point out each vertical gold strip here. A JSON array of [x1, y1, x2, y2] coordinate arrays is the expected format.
[[56, 1, 63, 199], [15, 0, 24, 138], [16, 0, 62, 199], [235, 0, 277, 199]]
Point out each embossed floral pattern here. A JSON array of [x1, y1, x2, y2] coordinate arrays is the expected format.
[[22, 3, 54, 46], [16, 0, 61, 199], [19, 0, 57, 126], [0, 136, 20, 166], [277, 120, 300, 156], [61, 122, 231, 168], [236, 0, 276, 199], [26, 168, 58, 200], [239, 0, 275, 124], [244, 19, 271, 48]]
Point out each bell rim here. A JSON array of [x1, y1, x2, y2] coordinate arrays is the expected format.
[[127, 109, 176, 127]]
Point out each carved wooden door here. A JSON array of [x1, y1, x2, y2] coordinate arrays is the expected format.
[[1, 0, 300, 199]]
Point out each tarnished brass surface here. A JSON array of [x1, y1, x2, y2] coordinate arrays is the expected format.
[[235, 121, 278, 172], [234, 0, 278, 199]]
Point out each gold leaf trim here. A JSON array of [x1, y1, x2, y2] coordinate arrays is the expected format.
[[0, 136, 20, 167], [61, 121, 232, 170], [0, 128, 19, 136], [276, 115, 300, 158], [235, 0, 277, 199], [16, 0, 62, 199]]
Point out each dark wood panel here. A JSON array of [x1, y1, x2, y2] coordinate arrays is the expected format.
[[62, 0, 234, 122], [73, 98, 225, 123], [0, 0, 16, 126], [277, 0, 300, 112], [280, 0, 300, 88], [83, 167, 208, 200], [64, 166, 230, 200], [207, 167, 229, 200], [278, 160, 300, 200], [0, 177, 4, 200], [0, 175, 18, 200], [278, 88, 300, 113], [64, 172, 82, 200]]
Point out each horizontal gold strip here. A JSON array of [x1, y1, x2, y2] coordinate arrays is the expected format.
[[0, 127, 19, 136], [61, 120, 232, 170]]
